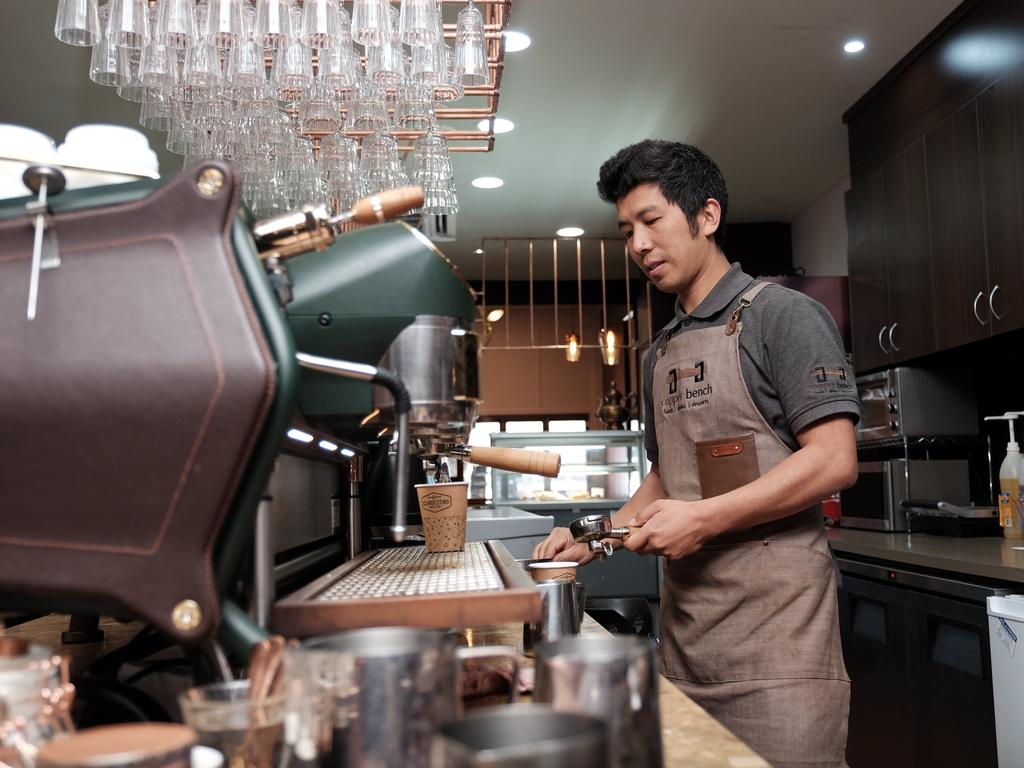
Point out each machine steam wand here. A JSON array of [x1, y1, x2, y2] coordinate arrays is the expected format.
[[296, 352, 411, 542]]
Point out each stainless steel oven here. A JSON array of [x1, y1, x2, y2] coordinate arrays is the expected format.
[[856, 368, 977, 442], [840, 458, 971, 531]]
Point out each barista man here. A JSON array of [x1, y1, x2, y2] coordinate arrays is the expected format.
[[534, 140, 860, 768]]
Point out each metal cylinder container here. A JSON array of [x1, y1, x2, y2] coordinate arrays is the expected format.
[[433, 704, 609, 767], [373, 314, 481, 446], [534, 635, 663, 768]]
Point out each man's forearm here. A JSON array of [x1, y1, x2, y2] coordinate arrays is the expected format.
[[696, 421, 857, 539]]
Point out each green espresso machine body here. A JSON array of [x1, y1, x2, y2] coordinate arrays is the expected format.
[[285, 221, 481, 447]]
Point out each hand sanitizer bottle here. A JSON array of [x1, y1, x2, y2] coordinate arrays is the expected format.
[[986, 413, 1023, 539]]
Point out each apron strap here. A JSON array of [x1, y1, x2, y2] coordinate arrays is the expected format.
[[724, 281, 770, 336]]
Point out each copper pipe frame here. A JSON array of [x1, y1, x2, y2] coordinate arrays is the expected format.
[[263, 0, 511, 152]]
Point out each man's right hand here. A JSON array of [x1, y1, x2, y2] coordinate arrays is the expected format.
[[532, 526, 596, 565]]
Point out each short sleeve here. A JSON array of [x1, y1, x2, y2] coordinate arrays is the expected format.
[[760, 290, 860, 436], [641, 340, 662, 464]]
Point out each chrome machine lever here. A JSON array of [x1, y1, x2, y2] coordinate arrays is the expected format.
[[22, 165, 66, 320]]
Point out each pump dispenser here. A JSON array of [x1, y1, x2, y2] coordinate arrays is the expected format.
[[986, 413, 1023, 539]]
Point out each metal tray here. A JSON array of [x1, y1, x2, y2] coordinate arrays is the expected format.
[[273, 540, 541, 637]]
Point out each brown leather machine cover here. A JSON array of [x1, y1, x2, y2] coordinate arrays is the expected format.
[[0, 162, 275, 644]]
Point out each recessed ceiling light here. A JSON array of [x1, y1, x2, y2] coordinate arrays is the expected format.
[[504, 30, 531, 52], [474, 248, 484, 254], [844, 39, 865, 54], [472, 176, 504, 189], [556, 227, 585, 237], [477, 117, 515, 134]]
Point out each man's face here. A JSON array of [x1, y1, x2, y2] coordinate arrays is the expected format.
[[616, 183, 710, 295]]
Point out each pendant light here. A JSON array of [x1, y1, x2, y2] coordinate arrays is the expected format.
[[598, 327, 619, 366], [598, 240, 619, 366], [564, 332, 581, 362]]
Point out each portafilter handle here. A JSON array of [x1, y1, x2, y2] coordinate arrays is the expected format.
[[446, 445, 561, 478]]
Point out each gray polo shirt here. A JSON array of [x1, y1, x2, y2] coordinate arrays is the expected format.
[[642, 263, 859, 464]]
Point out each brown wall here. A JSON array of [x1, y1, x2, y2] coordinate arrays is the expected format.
[[479, 304, 629, 427]]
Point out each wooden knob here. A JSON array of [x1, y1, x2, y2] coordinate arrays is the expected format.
[[351, 187, 424, 224], [466, 446, 562, 478]]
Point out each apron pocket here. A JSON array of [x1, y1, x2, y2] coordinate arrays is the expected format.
[[694, 432, 759, 498]]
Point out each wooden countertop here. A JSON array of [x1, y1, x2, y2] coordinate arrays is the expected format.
[[828, 528, 1024, 585], [468, 617, 771, 768]]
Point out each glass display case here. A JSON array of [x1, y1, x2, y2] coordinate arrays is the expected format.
[[487, 430, 656, 602], [489, 430, 647, 506]]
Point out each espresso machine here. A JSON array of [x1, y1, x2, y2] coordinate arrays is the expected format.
[[0, 160, 556, 657], [255, 203, 562, 612]]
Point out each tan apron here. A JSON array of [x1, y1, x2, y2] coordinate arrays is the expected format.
[[652, 283, 849, 768]]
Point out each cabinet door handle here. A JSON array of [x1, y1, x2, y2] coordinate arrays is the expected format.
[[878, 324, 891, 353], [888, 322, 901, 352], [972, 290, 989, 325], [989, 284, 1003, 321]]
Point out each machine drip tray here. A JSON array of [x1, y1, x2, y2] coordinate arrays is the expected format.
[[273, 540, 541, 637]]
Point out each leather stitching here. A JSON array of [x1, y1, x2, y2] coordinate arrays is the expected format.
[[0, 231, 226, 555]]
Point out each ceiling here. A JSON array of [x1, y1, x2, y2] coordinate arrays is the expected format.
[[1, 0, 963, 279]]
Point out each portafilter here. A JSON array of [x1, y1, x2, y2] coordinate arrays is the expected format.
[[569, 514, 635, 559]]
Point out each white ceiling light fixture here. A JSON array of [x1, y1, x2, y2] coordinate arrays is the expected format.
[[486, 308, 505, 322], [474, 248, 484, 254], [504, 30, 531, 52], [843, 39, 866, 54], [472, 176, 505, 189], [477, 117, 515, 134], [556, 227, 585, 237]]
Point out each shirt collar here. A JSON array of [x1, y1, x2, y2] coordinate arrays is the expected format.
[[672, 262, 757, 323]]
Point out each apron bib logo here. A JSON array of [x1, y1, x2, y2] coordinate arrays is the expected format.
[[662, 361, 712, 414]]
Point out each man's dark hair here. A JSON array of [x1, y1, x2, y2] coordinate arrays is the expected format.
[[596, 139, 729, 247]]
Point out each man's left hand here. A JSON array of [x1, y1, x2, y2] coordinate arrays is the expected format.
[[622, 499, 714, 560]]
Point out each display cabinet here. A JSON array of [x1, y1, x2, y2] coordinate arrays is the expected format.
[[487, 431, 658, 602], [488, 430, 646, 505]]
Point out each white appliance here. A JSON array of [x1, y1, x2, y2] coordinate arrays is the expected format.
[[988, 594, 1024, 766]]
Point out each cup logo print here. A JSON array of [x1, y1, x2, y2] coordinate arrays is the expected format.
[[421, 491, 452, 513]]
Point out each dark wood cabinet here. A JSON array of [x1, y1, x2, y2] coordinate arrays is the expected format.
[[904, 591, 998, 768], [846, 169, 890, 372], [844, 0, 1024, 365], [838, 574, 914, 768], [838, 566, 1000, 768], [882, 139, 935, 362], [846, 141, 935, 373], [847, 66, 1024, 370], [924, 101, 991, 351], [977, 70, 1024, 334]]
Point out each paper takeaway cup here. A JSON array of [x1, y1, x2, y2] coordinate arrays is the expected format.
[[528, 561, 579, 583], [415, 482, 469, 553]]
